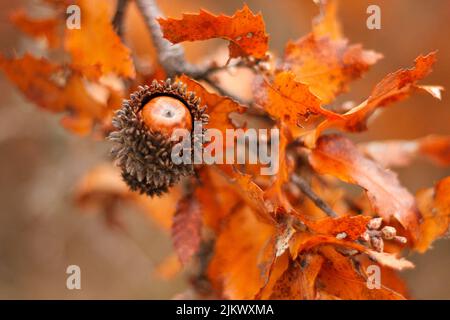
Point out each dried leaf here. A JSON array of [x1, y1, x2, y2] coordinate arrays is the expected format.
[[10, 8, 59, 47], [309, 135, 421, 239], [0, 54, 105, 135], [254, 72, 342, 127], [307, 52, 439, 146], [178, 74, 245, 134], [270, 254, 324, 300], [360, 135, 450, 168], [172, 195, 202, 265], [280, 0, 382, 104], [207, 206, 276, 299], [158, 4, 268, 60], [415, 177, 450, 252], [309, 215, 372, 241], [317, 246, 406, 299], [65, 0, 135, 79]]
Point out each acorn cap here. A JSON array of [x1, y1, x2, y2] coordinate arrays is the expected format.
[[109, 79, 208, 196]]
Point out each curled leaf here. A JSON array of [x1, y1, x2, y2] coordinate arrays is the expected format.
[[307, 52, 439, 146], [309, 135, 421, 239], [360, 135, 450, 168], [415, 177, 450, 252]]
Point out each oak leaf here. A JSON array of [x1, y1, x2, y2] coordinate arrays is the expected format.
[[280, 0, 382, 104], [65, 0, 135, 79], [307, 52, 440, 146], [158, 4, 268, 60], [309, 135, 421, 240], [317, 246, 406, 299], [415, 177, 450, 252], [0, 54, 105, 135], [10, 8, 59, 48], [253, 71, 342, 127], [207, 206, 276, 299], [360, 135, 450, 168]]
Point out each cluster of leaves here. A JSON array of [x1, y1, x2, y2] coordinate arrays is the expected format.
[[2, 0, 450, 299]]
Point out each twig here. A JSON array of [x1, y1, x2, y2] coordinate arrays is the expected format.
[[112, 0, 129, 39], [135, 0, 202, 78], [291, 174, 337, 218]]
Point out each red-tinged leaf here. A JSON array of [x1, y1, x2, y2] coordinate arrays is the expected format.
[[253, 72, 342, 127], [307, 52, 439, 146], [10, 8, 59, 48], [172, 195, 202, 265], [65, 0, 135, 79], [158, 4, 268, 60], [360, 135, 450, 168], [415, 177, 450, 252], [309, 135, 421, 240]]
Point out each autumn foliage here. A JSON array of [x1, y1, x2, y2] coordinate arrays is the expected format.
[[1, 0, 449, 300]]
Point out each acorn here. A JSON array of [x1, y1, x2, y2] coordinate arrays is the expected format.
[[108, 79, 208, 196]]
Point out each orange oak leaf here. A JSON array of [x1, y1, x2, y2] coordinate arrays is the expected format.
[[10, 8, 59, 48], [75, 163, 181, 230], [317, 246, 406, 299], [308, 215, 372, 241], [270, 254, 324, 300], [309, 135, 421, 240], [0, 54, 105, 135], [172, 195, 202, 265], [177, 74, 245, 134], [228, 170, 275, 224], [312, 0, 342, 40], [207, 206, 276, 299], [360, 135, 450, 168], [195, 167, 241, 232], [253, 71, 342, 127], [280, 0, 382, 104], [415, 177, 450, 252], [65, 0, 135, 79], [263, 124, 294, 213], [307, 52, 440, 146], [158, 4, 268, 60]]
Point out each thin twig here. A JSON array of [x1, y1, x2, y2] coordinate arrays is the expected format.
[[112, 0, 129, 39], [291, 174, 338, 218], [135, 0, 202, 78]]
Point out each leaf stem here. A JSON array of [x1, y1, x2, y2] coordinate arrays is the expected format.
[[291, 174, 338, 218]]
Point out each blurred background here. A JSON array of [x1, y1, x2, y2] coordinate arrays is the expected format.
[[0, 0, 449, 299]]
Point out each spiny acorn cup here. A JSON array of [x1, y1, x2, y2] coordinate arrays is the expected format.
[[108, 79, 209, 196]]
